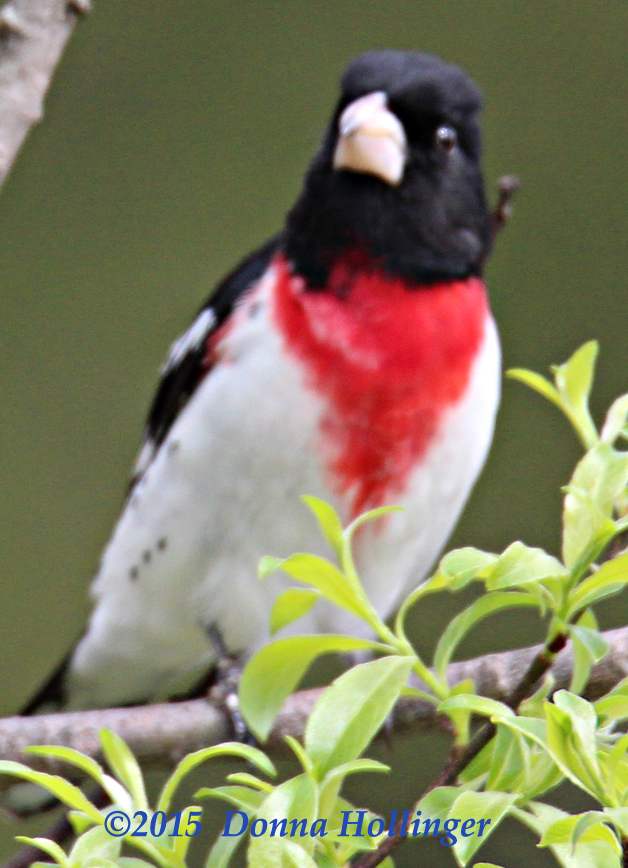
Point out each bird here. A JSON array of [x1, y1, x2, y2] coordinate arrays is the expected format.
[[22, 49, 501, 716]]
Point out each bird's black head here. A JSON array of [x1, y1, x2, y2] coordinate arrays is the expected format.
[[284, 50, 493, 287]]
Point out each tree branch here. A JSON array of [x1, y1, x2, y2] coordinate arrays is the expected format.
[[1, 625, 628, 785], [0, 0, 88, 191]]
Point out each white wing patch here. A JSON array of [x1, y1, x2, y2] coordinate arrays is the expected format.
[[131, 307, 218, 481], [161, 307, 216, 375]]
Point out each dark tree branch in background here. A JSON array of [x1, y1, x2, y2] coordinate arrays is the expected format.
[[1, 626, 628, 786], [0, 0, 88, 190]]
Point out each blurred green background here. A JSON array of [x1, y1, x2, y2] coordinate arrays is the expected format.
[[1, 0, 627, 864]]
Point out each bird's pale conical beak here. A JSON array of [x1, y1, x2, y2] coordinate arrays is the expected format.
[[333, 91, 407, 186]]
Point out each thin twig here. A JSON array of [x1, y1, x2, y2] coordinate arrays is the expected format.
[[491, 173, 520, 238]]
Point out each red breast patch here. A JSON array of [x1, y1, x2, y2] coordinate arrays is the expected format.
[[272, 252, 489, 517]]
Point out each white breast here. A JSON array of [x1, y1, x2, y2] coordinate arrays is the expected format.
[[68, 270, 500, 708]]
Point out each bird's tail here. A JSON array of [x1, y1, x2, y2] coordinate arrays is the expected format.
[[19, 652, 71, 717]]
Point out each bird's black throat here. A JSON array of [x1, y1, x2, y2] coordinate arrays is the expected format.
[[283, 163, 492, 289]]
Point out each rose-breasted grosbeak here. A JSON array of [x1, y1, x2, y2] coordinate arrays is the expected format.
[[24, 49, 500, 713]]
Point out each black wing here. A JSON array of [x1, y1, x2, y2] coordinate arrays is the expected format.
[[130, 234, 282, 488]]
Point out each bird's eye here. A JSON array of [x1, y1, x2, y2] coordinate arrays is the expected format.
[[435, 125, 457, 152]]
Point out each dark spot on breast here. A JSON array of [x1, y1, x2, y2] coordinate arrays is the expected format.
[[157, 537, 167, 551], [142, 550, 151, 564], [129, 566, 139, 581], [167, 440, 180, 456], [249, 300, 263, 318]]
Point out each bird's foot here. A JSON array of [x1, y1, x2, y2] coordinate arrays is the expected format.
[[206, 624, 256, 745], [209, 659, 253, 744]]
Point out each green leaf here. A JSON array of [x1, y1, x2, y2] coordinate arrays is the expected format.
[[440, 679, 475, 745], [568, 552, 628, 615], [67, 810, 95, 836], [596, 695, 628, 721], [321, 758, 390, 782], [393, 572, 450, 645], [121, 834, 178, 868], [601, 394, 628, 445], [270, 588, 321, 634], [507, 368, 564, 412], [25, 744, 131, 810], [484, 542, 567, 591], [562, 444, 628, 570], [399, 684, 440, 703], [15, 837, 69, 867], [318, 759, 389, 820], [569, 622, 610, 693], [226, 772, 274, 792], [240, 635, 381, 741], [604, 807, 628, 837], [204, 833, 244, 868], [119, 859, 161, 868], [300, 496, 344, 558], [520, 748, 564, 802], [276, 841, 319, 868], [540, 811, 619, 851], [259, 556, 285, 578], [79, 861, 120, 868], [497, 715, 550, 752], [449, 791, 517, 866], [517, 802, 622, 868], [99, 729, 148, 811], [485, 726, 527, 793], [265, 553, 369, 620], [247, 774, 318, 864], [168, 805, 204, 863], [196, 784, 265, 813], [433, 592, 538, 680], [595, 677, 628, 720], [519, 673, 555, 718], [554, 692, 600, 757], [436, 547, 497, 589], [24, 745, 104, 786], [552, 340, 599, 448], [0, 762, 102, 821], [344, 505, 405, 539], [69, 825, 122, 864], [438, 694, 514, 720], [417, 786, 460, 821], [158, 743, 275, 813], [544, 693, 603, 800], [321, 799, 384, 860], [305, 656, 413, 778], [604, 733, 628, 801], [284, 736, 314, 774], [570, 632, 594, 697]]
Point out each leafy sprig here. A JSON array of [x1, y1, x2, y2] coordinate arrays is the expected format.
[[5, 342, 628, 868]]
